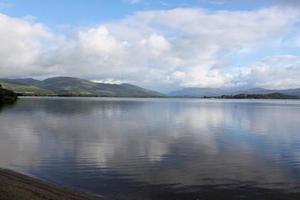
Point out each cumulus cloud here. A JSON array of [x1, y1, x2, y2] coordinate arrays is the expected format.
[[0, 5, 300, 90], [232, 55, 300, 89], [0, 14, 56, 77]]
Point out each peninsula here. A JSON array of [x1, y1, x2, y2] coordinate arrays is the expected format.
[[0, 169, 102, 200], [0, 85, 17, 104]]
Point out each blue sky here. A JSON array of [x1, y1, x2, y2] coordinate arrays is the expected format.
[[0, 0, 300, 91], [1, 0, 275, 25]]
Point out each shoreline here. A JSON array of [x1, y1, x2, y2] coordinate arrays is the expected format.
[[0, 168, 102, 200], [18, 95, 300, 101]]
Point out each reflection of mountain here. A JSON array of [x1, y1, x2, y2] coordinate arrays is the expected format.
[[1, 98, 300, 199], [12, 97, 162, 116]]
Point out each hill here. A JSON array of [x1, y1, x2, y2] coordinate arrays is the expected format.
[[233, 88, 274, 95], [0, 81, 54, 95], [0, 77, 163, 97], [168, 88, 225, 97], [279, 88, 300, 97], [233, 88, 300, 97], [169, 87, 300, 98]]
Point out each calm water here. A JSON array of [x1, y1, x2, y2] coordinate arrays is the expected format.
[[1, 97, 300, 199]]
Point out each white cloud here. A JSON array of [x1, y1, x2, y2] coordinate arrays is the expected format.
[[0, 5, 299, 90], [171, 71, 186, 80], [0, 14, 55, 77], [78, 26, 121, 54], [231, 55, 300, 89]]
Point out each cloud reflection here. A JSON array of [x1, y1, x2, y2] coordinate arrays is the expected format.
[[1, 98, 300, 199]]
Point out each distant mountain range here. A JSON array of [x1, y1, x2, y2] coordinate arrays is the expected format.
[[168, 87, 300, 97], [168, 88, 225, 97], [235, 87, 300, 97], [1, 77, 300, 99], [0, 77, 163, 97]]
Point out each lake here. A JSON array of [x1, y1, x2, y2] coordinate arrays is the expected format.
[[1, 97, 300, 200]]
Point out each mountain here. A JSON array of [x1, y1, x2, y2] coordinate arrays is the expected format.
[[0, 78, 41, 85], [233, 88, 274, 95], [279, 88, 300, 97], [2, 77, 300, 98], [168, 88, 226, 97], [0, 77, 163, 97], [169, 87, 300, 97], [0, 81, 54, 95], [235, 88, 300, 97]]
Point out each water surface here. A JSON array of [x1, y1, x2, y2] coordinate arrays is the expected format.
[[1, 97, 300, 199]]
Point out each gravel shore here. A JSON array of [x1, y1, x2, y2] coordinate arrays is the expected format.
[[0, 169, 102, 200]]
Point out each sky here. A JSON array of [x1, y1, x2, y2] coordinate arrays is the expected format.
[[0, 0, 300, 92]]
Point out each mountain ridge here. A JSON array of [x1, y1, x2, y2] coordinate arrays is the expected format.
[[169, 87, 300, 97], [168, 87, 226, 97], [1, 77, 300, 98], [0, 77, 163, 97]]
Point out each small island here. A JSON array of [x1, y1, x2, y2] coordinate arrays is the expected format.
[[0, 84, 18, 105], [215, 93, 299, 99]]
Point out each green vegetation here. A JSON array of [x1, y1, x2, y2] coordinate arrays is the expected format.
[[0, 84, 17, 104], [0, 77, 164, 97], [0, 81, 54, 96], [2, 77, 299, 99], [214, 93, 299, 99]]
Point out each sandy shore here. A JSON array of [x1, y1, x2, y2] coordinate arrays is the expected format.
[[0, 169, 102, 200]]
